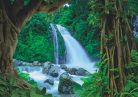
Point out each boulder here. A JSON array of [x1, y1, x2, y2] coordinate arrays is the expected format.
[[60, 64, 67, 70], [58, 73, 80, 94], [66, 68, 77, 75], [28, 63, 33, 66], [49, 65, 60, 77], [42, 63, 60, 77], [66, 68, 90, 76], [22, 62, 29, 66], [76, 68, 90, 76], [42, 62, 52, 74], [44, 79, 54, 85], [13, 59, 23, 66], [32, 61, 39, 66], [43, 61, 52, 66]]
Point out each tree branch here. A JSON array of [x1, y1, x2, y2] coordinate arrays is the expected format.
[[15, 0, 43, 28], [39, 0, 70, 12], [15, 0, 69, 28], [11, 0, 24, 17], [0, 0, 12, 14]]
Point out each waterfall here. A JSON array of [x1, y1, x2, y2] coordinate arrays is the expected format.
[[51, 24, 59, 64], [17, 24, 97, 97], [56, 25, 96, 73]]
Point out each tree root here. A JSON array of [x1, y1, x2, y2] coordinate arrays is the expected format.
[[16, 78, 32, 89]]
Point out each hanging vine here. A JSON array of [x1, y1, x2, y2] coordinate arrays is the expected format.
[[89, 0, 138, 97]]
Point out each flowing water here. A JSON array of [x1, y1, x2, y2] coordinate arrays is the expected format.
[[18, 66, 84, 97], [56, 25, 97, 73], [51, 24, 59, 64], [17, 24, 97, 97]]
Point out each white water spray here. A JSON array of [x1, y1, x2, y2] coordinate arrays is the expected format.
[[17, 25, 97, 97], [56, 25, 96, 73], [51, 24, 59, 64]]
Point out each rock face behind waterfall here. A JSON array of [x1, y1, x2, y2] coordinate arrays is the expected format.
[[58, 73, 81, 94]]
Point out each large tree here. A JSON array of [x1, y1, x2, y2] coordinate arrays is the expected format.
[[89, 0, 138, 97], [0, 0, 68, 76]]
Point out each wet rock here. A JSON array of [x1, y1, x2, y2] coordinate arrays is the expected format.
[[60, 64, 67, 70], [44, 84, 51, 89], [49, 65, 60, 77], [76, 68, 90, 76], [43, 61, 52, 66], [31, 61, 42, 66], [22, 62, 29, 66], [13, 59, 23, 66], [13, 59, 42, 66], [32, 61, 39, 66], [66, 68, 77, 75], [58, 73, 80, 94], [42, 62, 52, 74], [42, 63, 60, 77], [44, 79, 54, 85], [66, 68, 90, 76], [28, 63, 33, 66]]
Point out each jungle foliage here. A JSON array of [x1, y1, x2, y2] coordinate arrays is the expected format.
[[74, 50, 138, 97], [76, 0, 138, 97], [0, 74, 52, 97], [14, 0, 100, 62], [13, 0, 138, 97], [14, 13, 54, 62]]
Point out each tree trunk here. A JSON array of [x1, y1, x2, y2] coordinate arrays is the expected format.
[[0, 8, 19, 75], [100, 0, 138, 97], [0, 0, 69, 76], [0, 0, 69, 89]]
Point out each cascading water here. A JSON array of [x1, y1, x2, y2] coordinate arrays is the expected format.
[[56, 25, 97, 73], [51, 24, 59, 64], [17, 24, 97, 97]]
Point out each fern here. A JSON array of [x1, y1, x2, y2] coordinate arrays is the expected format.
[[118, 80, 138, 97]]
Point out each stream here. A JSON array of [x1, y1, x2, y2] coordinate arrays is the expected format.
[[16, 24, 97, 97], [17, 65, 88, 97]]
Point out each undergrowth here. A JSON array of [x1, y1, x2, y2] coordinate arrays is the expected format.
[[0, 68, 52, 97], [74, 50, 138, 97]]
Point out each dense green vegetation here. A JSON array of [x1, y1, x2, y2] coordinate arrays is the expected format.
[[14, 13, 54, 62], [13, 0, 138, 97], [0, 74, 52, 97], [53, 0, 100, 59], [78, 0, 138, 97], [0, 0, 137, 97], [14, 0, 100, 62], [77, 50, 138, 97]]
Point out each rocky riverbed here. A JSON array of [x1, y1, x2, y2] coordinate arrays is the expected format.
[[14, 59, 93, 97]]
